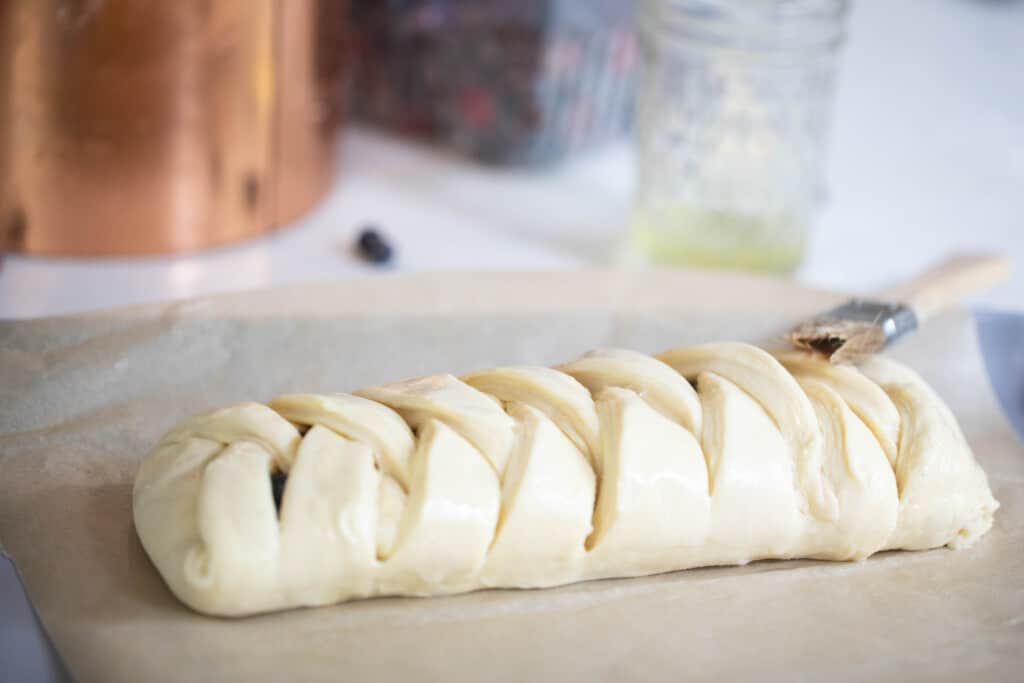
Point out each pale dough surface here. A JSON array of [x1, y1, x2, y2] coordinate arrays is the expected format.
[[133, 343, 998, 617]]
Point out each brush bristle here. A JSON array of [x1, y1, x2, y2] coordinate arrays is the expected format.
[[787, 319, 886, 365]]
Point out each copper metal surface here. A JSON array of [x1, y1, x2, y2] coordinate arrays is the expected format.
[[0, 0, 346, 256]]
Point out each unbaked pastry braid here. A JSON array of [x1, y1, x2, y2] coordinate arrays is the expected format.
[[133, 343, 998, 617]]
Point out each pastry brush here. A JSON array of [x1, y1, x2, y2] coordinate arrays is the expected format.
[[788, 253, 1011, 364]]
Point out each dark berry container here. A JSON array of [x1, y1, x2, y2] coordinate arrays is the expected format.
[[351, 0, 637, 166]]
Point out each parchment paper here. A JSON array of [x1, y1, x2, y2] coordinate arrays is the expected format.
[[1, 270, 1021, 682]]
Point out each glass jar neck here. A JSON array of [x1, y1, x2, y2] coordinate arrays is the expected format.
[[640, 0, 848, 56]]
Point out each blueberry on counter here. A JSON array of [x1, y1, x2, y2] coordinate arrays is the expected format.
[[355, 227, 394, 265]]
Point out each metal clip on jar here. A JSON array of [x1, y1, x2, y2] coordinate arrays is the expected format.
[[630, 0, 848, 272]]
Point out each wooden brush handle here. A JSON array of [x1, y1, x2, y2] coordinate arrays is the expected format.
[[878, 253, 1011, 323]]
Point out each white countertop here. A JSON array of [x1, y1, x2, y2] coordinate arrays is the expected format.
[[1, 0, 1020, 320]]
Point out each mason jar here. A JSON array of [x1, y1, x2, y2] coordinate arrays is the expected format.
[[630, 0, 848, 272]]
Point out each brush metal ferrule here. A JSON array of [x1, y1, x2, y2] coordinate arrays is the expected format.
[[823, 299, 919, 344]]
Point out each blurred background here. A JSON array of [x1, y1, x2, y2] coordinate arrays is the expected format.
[[0, 0, 1021, 318]]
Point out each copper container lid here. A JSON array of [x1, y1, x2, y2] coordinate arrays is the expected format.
[[0, 0, 347, 256]]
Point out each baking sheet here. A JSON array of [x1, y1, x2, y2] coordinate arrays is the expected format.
[[0, 270, 1021, 682]]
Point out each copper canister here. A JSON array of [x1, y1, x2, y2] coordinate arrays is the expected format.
[[0, 0, 347, 256]]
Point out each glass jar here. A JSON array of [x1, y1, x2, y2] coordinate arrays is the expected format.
[[630, 0, 848, 272], [351, 0, 637, 166]]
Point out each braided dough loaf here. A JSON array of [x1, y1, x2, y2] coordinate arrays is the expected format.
[[133, 343, 998, 616]]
